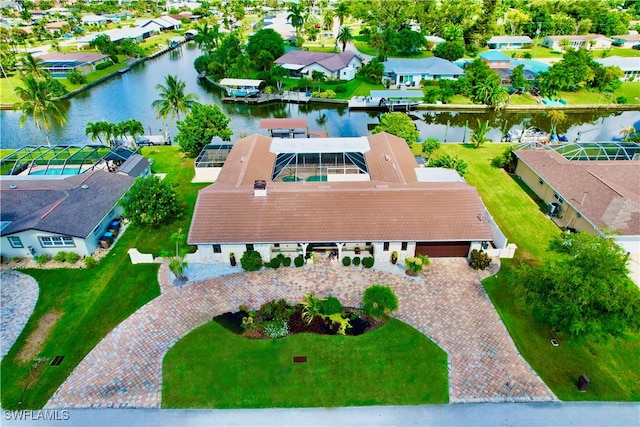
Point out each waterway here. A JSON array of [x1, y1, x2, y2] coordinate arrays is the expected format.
[[1, 43, 637, 149]]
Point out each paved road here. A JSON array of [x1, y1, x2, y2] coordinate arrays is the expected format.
[[4, 402, 640, 427], [46, 258, 554, 408]]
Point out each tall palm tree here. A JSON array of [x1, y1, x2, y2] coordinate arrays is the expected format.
[[323, 8, 334, 31], [232, 53, 252, 78], [151, 74, 200, 122], [334, 2, 349, 28], [122, 119, 144, 143], [287, 4, 306, 42], [255, 50, 274, 72], [370, 29, 397, 61], [337, 26, 353, 52], [85, 120, 110, 145], [546, 110, 566, 139], [194, 21, 221, 55], [20, 53, 48, 80], [14, 75, 67, 147], [470, 119, 491, 148]]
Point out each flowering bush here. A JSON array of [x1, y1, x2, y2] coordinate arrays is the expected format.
[[264, 319, 289, 339]]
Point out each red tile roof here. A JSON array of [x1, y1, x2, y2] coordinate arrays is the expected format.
[[189, 133, 493, 244]]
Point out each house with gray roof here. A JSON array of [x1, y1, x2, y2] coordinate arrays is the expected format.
[[0, 171, 134, 259], [382, 57, 464, 86], [611, 33, 640, 48], [595, 56, 640, 81], [274, 50, 363, 80], [486, 36, 532, 50]]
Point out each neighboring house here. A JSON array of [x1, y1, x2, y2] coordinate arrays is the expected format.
[[542, 35, 612, 51], [81, 15, 108, 26], [611, 33, 640, 48], [0, 171, 134, 259], [38, 52, 110, 76], [486, 36, 532, 50], [77, 26, 153, 45], [514, 150, 640, 255], [187, 132, 499, 265], [135, 15, 181, 31], [425, 36, 446, 49], [478, 51, 512, 68], [44, 20, 68, 33], [596, 56, 640, 81], [382, 57, 464, 86], [274, 50, 363, 80]]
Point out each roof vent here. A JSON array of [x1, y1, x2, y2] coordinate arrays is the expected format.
[[254, 180, 267, 197], [384, 154, 390, 161], [81, 184, 89, 189], [9, 184, 18, 189]]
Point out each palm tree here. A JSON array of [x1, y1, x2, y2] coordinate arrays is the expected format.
[[85, 120, 110, 145], [255, 50, 274, 72], [122, 119, 144, 143], [323, 8, 334, 31], [194, 22, 221, 55], [546, 110, 566, 139], [370, 29, 397, 61], [20, 53, 48, 80], [337, 26, 353, 52], [334, 2, 349, 28], [14, 75, 67, 146], [287, 4, 306, 43], [470, 119, 491, 148], [232, 53, 252, 78], [152, 74, 200, 122], [619, 126, 639, 143]]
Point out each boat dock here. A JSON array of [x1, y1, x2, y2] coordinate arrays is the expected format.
[[221, 91, 312, 105], [349, 89, 423, 112]]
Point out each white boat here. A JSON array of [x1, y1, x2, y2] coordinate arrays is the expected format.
[[219, 78, 263, 97], [348, 89, 423, 111]]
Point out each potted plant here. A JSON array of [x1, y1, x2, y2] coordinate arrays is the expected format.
[[354, 247, 361, 255], [230, 252, 237, 267], [391, 251, 398, 265]]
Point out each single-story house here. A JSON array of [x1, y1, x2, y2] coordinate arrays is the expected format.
[[595, 56, 640, 81], [81, 15, 108, 26], [77, 26, 153, 45], [541, 35, 612, 51], [514, 150, 640, 255], [274, 50, 363, 80], [135, 15, 181, 31], [38, 52, 110, 76], [486, 35, 532, 50], [478, 50, 512, 68], [382, 57, 464, 86], [425, 36, 446, 49], [611, 33, 640, 48], [187, 132, 498, 265], [44, 20, 68, 32], [0, 171, 134, 259]]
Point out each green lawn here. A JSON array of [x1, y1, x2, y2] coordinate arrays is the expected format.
[[163, 318, 448, 408], [434, 143, 640, 401], [282, 76, 383, 100], [0, 146, 200, 409], [559, 81, 640, 105], [508, 93, 539, 105]]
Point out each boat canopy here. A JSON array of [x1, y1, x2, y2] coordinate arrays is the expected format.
[[219, 78, 264, 87], [370, 89, 424, 99]]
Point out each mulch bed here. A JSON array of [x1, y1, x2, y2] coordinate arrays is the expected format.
[[214, 306, 387, 338]]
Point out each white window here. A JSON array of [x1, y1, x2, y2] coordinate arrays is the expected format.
[[8, 236, 23, 248], [39, 236, 75, 247]]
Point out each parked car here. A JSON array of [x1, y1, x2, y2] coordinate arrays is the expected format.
[[632, 44, 640, 50]]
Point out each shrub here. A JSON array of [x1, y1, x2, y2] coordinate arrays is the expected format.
[[240, 250, 263, 272], [264, 318, 289, 339], [53, 251, 67, 263], [67, 69, 86, 85], [294, 256, 304, 267], [84, 256, 97, 269], [362, 284, 398, 318], [320, 296, 343, 315], [470, 249, 492, 270], [283, 256, 292, 267], [353, 256, 361, 266], [362, 257, 374, 268], [342, 256, 351, 266], [326, 313, 351, 335], [334, 84, 347, 93], [259, 298, 295, 321], [35, 254, 50, 265], [95, 60, 113, 70], [405, 255, 429, 275], [269, 257, 281, 268], [65, 252, 79, 264], [391, 251, 398, 264], [301, 292, 324, 324], [616, 96, 627, 104]]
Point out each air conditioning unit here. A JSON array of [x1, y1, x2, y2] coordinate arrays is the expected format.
[[548, 203, 560, 217]]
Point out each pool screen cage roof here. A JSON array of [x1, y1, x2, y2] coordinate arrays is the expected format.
[[513, 141, 640, 161], [0, 145, 134, 176], [272, 151, 368, 182], [195, 141, 234, 168]]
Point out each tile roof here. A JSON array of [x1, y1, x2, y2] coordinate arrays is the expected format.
[[515, 150, 640, 235], [0, 171, 134, 238], [275, 50, 358, 72], [189, 134, 493, 244]]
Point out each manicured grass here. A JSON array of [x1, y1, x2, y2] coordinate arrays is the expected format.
[[0, 230, 160, 409], [558, 82, 640, 105], [498, 46, 564, 59], [0, 146, 199, 409], [508, 93, 539, 105], [282, 77, 383, 100], [433, 143, 640, 401], [163, 318, 448, 408]]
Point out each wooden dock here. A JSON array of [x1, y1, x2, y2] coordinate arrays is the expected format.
[[222, 91, 311, 105]]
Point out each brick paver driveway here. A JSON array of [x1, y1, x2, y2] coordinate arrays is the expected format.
[[46, 259, 555, 408]]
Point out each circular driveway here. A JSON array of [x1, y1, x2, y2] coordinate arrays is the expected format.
[[46, 258, 555, 408]]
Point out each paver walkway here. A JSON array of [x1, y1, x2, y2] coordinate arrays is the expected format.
[[46, 259, 556, 408], [1, 270, 39, 360]]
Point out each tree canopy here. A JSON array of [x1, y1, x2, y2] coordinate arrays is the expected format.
[[518, 232, 640, 342], [372, 112, 420, 145], [119, 176, 183, 227], [246, 28, 284, 63], [175, 103, 232, 158], [433, 41, 465, 62]]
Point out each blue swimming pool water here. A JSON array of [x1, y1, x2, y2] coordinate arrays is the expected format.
[[29, 167, 83, 176]]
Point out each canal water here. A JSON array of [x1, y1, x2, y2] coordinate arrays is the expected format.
[[0, 43, 636, 149]]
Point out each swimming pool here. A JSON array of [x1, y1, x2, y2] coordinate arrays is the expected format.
[[29, 167, 84, 176]]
